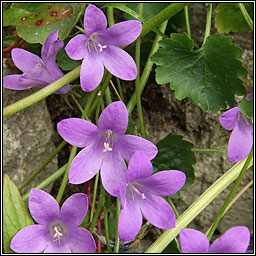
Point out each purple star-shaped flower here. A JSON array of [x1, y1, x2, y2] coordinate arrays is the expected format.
[[180, 226, 250, 253], [57, 101, 158, 196], [3, 29, 70, 94], [10, 189, 96, 253], [219, 93, 253, 162], [65, 4, 142, 92], [117, 151, 186, 242]]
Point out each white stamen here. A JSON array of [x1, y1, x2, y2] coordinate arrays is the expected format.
[[103, 142, 113, 152], [98, 43, 107, 52], [142, 193, 146, 199], [53, 226, 63, 243]]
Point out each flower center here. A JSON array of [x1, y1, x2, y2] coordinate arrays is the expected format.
[[86, 33, 107, 53], [50, 222, 69, 244], [127, 182, 146, 200], [103, 130, 115, 152]]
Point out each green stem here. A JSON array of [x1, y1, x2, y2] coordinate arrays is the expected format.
[[116, 78, 124, 102], [145, 155, 253, 253], [105, 87, 112, 105], [89, 183, 105, 233], [19, 140, 67, 191], [207, 149, 253, 241], [166, 197, 180, 218], [191, 148, 227, 153], [3, 65, 81, 117], [71, 94, 89, 120], [135, 3, 147, 139], [75, 25, 85, 33], [203, 3, 212, 44], [114, 198, 121, 253], [141, 3, 188, 37], [90, 172, 100, 222], [107, 6, 115, 26], [22, 164, 67, 202], [104, 206, 112, 253], [56, 146, 77, 203], [238, 3, 253, 31], [184, 6, 191, 38], [127, 20, 168, 115]]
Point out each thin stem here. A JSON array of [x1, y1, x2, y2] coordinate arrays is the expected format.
[[184, 6, 191, 38], [90, 172, 100, 222], [89, 183, 105, 233], [207, 149, 253, 241], [3, 65, 81, 117], [205, 179, 253, 237], [56, 146, 77, 203], [105, 87, 112, 105], [110, 80, 122, 102], [127, 20, 168, 115], [71, 94, 89, 121], [145, 155, 253, 253], [22, 164, 67, 202], [116, 78, 124, 102], [166, 197, 180, 218], [191, 148, 227, 153], [107, 6, 115, 26], [75, 25, 85, 33], [238, 3, 253, 31], [135, 3, 147, 139], [203, 3, 212, 44], [141, 3, 188, 37], [19, 140, 67, 191], [104, 206, 112, 253], [114, 198, 120, 253]]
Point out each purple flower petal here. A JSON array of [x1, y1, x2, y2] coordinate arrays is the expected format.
[[44, 243, 72, 253], [120, 134, 158, 161], [3, 75, 30, 90], [98, 101, 128, 135], [139, 193, 175, 229], [10, 224, 49, 253], [247, 92, 253, 100], [69, 143, 104, 184], [84, 4, 107, 36], [138, 170, 186, 196], [57, 118, 99, 148], [29, 189, 60, 224], [118, 192, 142, 242], [180, 229, 209, 253], [219, 107, 240, 130], [228, 115, 253, 162], [80, 54, 104, 92], [102, 45, 137, 80], [41, 29, 64, 64], [11, 48, 43, 72], [208, 226, 250, 253], [100, 149, 127, 197], [65, 34, 88, 60], [101, 20, 142, 47], [69, 227, 96, 253], [127, 151, 153, 182], [60, 193, 88, 227]]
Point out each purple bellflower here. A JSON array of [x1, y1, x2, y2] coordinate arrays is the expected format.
[[10, 189, 96, 253], [57, 101, 158, 196], [219, 93, 253, 162], [179, 226, 250, 253], [65, 4, 142, 92], [117, 151, 186, 242], [3, 29, 70, 94]]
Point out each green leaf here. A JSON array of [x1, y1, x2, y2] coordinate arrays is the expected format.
[[12, 3, 84, 44], [239, 97, 253, 119], [151, 33, 247, 112], [56, 47, 81, 71], [152, 134, 196, 191], [125, 117, 135, 135], [215, 3, 253, 33], [3, 35, 16, 46], [162, 238, 181, 253], [3, 174, 34, 253], [3, 6, 74, 28]]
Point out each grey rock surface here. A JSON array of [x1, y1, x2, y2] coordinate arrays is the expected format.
[[3, 60, 58, 194]]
